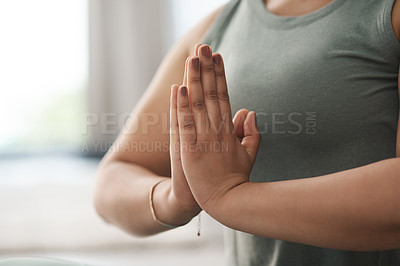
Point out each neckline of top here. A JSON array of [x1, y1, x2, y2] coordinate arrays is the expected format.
[[247, 0, 347, 29]]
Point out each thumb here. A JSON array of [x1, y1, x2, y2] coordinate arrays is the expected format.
[[241, 111, 260, 163], [232, 109, 249, 141]]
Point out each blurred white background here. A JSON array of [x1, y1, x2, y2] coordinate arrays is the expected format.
[[0, 0, 229, 265]]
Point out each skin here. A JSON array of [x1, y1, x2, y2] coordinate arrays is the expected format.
[[175, 45, 400, 252], [94, 5, 228, 236], [265, 0, 335, 16], [95, 0, 400, 249], [395, 0, 400, 156]]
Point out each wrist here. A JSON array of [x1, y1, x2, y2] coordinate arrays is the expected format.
[[202, 178, 249, 218], [200, 176, 249, 213], [152, 179, 200, 227]]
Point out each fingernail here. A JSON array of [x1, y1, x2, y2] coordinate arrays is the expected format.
[[201, 45, 211, 57], [193, 57, 199, 70], [181, 86, 187, 96], [213, 54, 221, 64]]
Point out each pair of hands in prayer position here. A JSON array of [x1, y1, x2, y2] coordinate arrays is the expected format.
[[169, 44, 261, 218]]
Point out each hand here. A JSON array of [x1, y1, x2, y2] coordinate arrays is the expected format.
[[168, 44, 255, 218], [173, 44, 261, 212], [167, 45, 203, 218]]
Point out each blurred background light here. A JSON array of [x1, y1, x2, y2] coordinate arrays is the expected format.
[[0, 0, 229, 265]]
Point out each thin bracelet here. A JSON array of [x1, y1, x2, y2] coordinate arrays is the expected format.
[[197, 211, 201, 236], [149, 179, 191, 229]]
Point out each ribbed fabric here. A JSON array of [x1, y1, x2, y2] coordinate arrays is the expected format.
[[202, 0, 400, 265]]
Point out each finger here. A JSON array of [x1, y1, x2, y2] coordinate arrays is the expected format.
[[199, 44, 222, 135], [170, 84, 180, 157], [183, 56, 194, 110], [241, 111, 261, 163], [188, 56, 209, 140], [212, 53, 233, 136], [183, 57, 190, 86], [194, 43, 202, 56], [232, 109, 249, 140], [177, 85, 197, 150]]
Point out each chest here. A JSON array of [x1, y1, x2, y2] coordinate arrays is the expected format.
[[265, 0, 335, 16], [216, 3, 399, 178]]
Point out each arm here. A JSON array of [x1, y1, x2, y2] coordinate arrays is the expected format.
[[394, 0, 400, 157], [214, 158, 400, 251], [213, 46, 399, 250], [93, 5, 225, 237], [211, 65, 400, 252], [174, 45, 400, 251], [397, 66, 400, 157]]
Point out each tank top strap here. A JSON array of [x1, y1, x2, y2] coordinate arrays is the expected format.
[[202, 0, 241, 51]]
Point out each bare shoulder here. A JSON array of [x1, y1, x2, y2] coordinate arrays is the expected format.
[[179, 4, 227, 56], [392, 0, 400, 43], [102, 4, 227, 176]]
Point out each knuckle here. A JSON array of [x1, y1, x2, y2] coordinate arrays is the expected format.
[[179, 102, 189, 108], [202, 64, 214, 73], [182, 121, 194, 131], [188, 76, 201, 84], [206, 89, 218, 100], [215, 70, 225, 77], [192, 100, 206, 110], [217, 91, 229, 101]]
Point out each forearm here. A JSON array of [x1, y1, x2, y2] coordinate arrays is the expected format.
[[94, 159, 195, 237], [210, 158, 400, 251], [397, 112, 400, 156]]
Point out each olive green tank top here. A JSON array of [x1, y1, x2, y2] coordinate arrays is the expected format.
[[202, 0, 400, 265]]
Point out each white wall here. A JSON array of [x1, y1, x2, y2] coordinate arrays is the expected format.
[[87, 0, 229, 155]]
